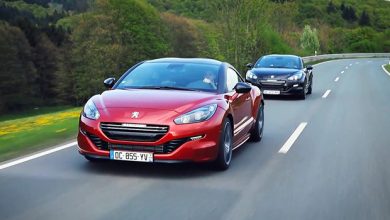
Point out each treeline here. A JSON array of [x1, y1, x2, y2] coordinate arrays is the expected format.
[[0, 0, 389, 114], [294, 0, 389, 53], [0, 0, 72, 113]]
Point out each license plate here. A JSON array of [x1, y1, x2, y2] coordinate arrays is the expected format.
[[110, 150, 153, 162], [263, 90, 280, 95]]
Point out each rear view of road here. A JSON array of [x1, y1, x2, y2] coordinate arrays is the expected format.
[[1, 58, 389, 220]]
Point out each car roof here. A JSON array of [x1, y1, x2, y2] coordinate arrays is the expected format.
[[262, 54, 301, 59], [146, 58, 223, 65]]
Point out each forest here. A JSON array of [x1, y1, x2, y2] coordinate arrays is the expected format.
[[0, 0, 389, 113]]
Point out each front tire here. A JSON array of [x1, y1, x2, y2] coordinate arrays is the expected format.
[[299, 79, 308, 100], [250, 104, 264, 142], [213, 118, 233, 170], [307, 76, 313, 95]]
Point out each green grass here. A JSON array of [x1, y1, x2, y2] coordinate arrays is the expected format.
[[0, 107, 81, 162], [0, 106, 75, 122], [385, 64, 390, 73]]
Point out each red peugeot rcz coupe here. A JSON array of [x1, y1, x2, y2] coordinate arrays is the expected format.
[[77, 58, 264, 170]]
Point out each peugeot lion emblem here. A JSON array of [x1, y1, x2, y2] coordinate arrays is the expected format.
[[270, 75, 275, 79], [131, 112, 140, 119]]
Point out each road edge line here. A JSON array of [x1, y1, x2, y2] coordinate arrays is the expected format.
[[381, 64, 390, 77], [0, 141, 77, 170]]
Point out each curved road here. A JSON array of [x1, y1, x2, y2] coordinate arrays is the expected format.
[[1, 58, 390, 220]]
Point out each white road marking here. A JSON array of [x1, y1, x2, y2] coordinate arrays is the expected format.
[[341, 71, 344, 74], [355, 62, 359, 64], [382, 64, 390, 77], [346, 66, 349, 69], [322, 89, 331, 98], [278, 122, 308, 154], [335, 77, 340, 82], [349, 64, 352, 66], [0, 141, 77, 170]]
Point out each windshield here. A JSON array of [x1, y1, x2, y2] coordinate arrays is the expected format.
[[116, 62, 220, 92], [255, 56, 301, 69]]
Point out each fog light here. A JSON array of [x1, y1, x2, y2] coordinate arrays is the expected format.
[[190, 135, 203, 141], [80, 129, 87, 135]]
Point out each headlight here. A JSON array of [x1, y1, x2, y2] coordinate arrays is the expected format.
[[246, 70, 258, 80], [287, 72, 303, 81], [174, 104, 217, 124], [83, 99, 100, 120]]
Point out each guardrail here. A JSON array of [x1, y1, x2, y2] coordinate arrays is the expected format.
[[303, 53, 390, 63]]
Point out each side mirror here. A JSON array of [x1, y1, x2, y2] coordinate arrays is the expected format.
[[306, 65, 313, 70], [246, 63, 254, 69], [103, 77, 116, 89], [234, 82, 252, 93]]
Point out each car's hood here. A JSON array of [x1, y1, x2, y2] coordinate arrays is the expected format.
[[92, 89, 219, 114], [251, 68, 300, 79]]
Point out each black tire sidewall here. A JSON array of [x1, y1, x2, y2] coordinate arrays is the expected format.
[[250, 104, 264, 142], [214, 118, 232, 170]]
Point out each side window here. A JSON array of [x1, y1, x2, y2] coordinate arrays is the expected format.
[[226, 68, 242, 91]]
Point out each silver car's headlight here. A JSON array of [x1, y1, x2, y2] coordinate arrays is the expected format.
[[83, 99, 100, 120], [246, 70, 258, 80], [174, 104, 217, 124], [287, 72, 303, 81]]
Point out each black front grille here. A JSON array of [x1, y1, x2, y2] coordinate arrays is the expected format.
[[87, 133, 109, 151], [86, 132, 188, 154], [110, 138, 188, 154], [100, 123, 169, 142]]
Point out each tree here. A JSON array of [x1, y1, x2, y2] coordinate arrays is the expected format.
[[212, 0, 291, 70], [160, 12, 200, 57], [359, 10, 370, 26], [342, 5, 357, 22], [69, 0, 170, 104], [300, 25, 320, 54], [340, 2, 345, 11], [33, 33, 61, 104], [0, 22, 38, 112], [326, 1, 337, 14]]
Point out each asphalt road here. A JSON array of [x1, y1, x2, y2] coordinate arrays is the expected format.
[[1, 58, 390, 220]]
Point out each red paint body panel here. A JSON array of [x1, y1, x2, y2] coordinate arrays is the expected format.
[[77, 60, 263, 164], [78, 105, 225, 162]]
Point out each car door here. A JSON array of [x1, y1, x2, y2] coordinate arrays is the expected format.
[[225, 68, 253, 145]]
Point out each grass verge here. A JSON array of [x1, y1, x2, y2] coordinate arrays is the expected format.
[[0, 107, 81, 162], [385, 64, 390, 73]]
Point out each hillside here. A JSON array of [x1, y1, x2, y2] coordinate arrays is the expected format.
[[0, 0, 389, 114]]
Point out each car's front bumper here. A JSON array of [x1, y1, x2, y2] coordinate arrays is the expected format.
[[77, 109, 225, 163], [248, 79, 304, 95]]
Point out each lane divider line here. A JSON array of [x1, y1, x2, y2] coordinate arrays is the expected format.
[[349, 64, 352, 66], [382, 64, 390, 77], [322, 90, 331, 98], [346, 66, 349, 69], [341, 71, 344, 74], [335, 77, 340, 82], [0, 141, 77, 170], [278, 122, 308, 154]]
